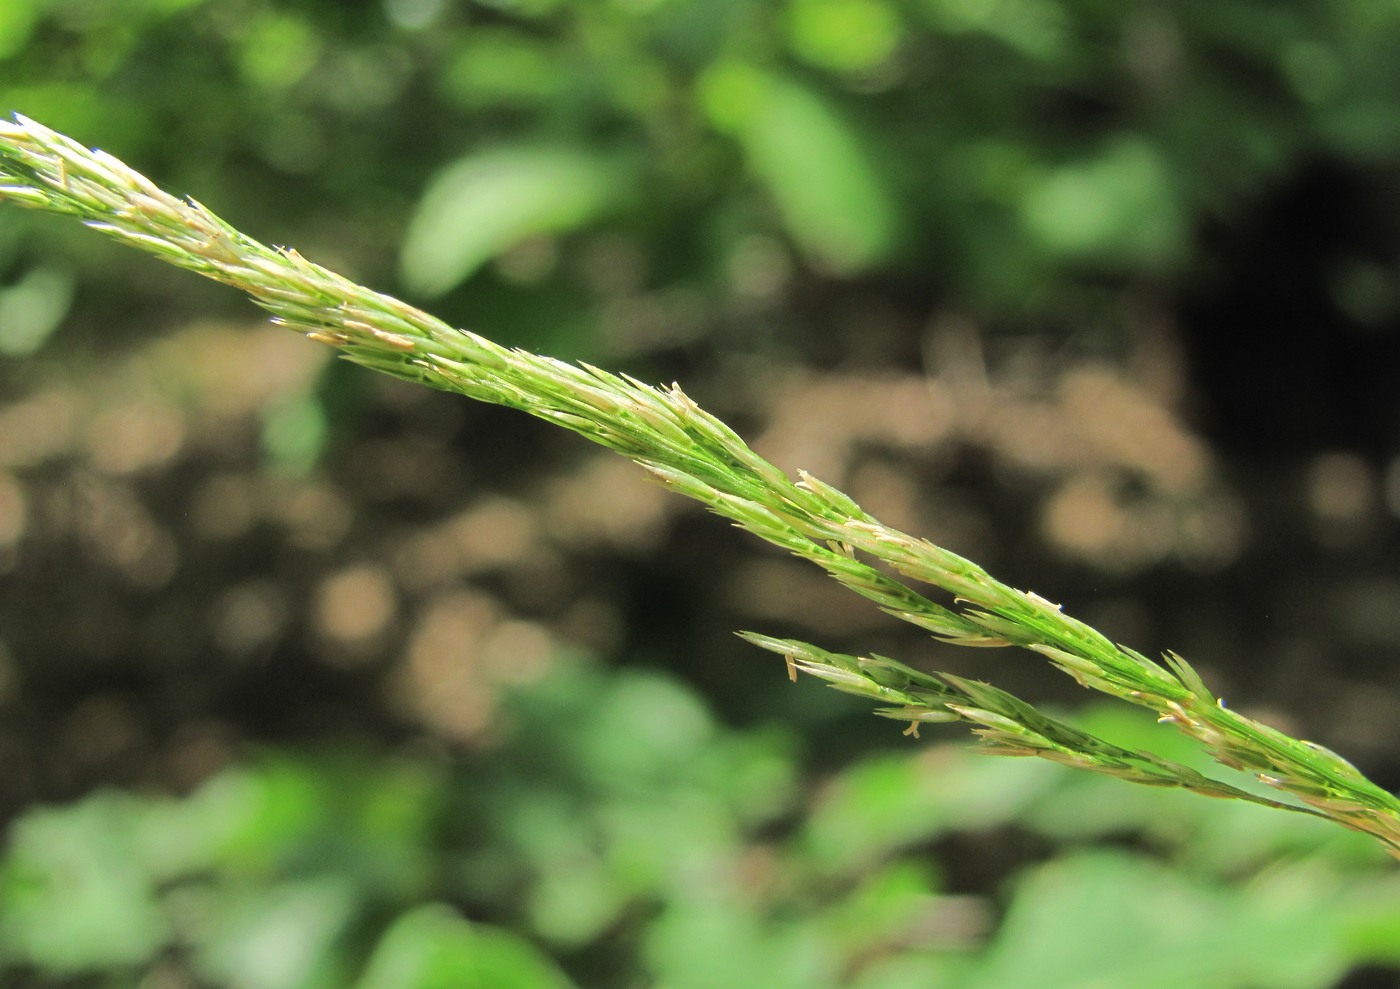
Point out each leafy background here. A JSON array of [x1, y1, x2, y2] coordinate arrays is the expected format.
[[4, 0, 1400, 986]]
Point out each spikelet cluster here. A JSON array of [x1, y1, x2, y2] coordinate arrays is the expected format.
[[5, 114, 1399, 856]]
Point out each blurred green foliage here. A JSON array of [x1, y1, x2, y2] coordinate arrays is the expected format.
[[7, 0, 1400, 352], [6, 0, 1400, 986], [4, 666, 1400, 987]]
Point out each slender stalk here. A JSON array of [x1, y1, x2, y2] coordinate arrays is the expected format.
[[738, 632, 1328, 816], [4, 114, 1399, 855]]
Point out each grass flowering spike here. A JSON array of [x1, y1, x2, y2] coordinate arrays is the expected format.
[[5, 114, 1400, 857]]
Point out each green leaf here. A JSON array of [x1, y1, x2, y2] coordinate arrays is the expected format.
[[699, 63, 899, 274], [196, 878, 359, 989], [786, 0, 903, 74], [1020, 138, 1185, 267], [0, 793, 168, 972], [962, 852, 1357, 989], [442, 33, 567, 109], [238, 11, 322, 91], [923, 0, 1068, 61], [0, 0, 36, 62], [0, 265, 72, 355], [400, 146, 627, 296], [801, 749, 1053, 875], [643, 897, 834, 989], [357, 904, 576, 989]]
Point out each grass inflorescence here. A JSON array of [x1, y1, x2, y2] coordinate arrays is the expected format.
[[5, 113, 1400, 855]]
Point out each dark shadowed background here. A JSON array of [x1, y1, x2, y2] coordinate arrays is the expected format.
[[4, 1, 1400, 987]]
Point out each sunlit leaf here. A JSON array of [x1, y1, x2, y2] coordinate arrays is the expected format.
[[1020, 138, 1185, 267], [0, 265, 72, 355], [644, 898, 834, 989], [0, 794, 168, 972], [358, 904, 576, 989], [238, 12, 322, 91], [699, 62, 899, 274], [787, 0, 903, 74], [962, 852, 1369, 989], [441, 33, 567, 109], [400, 147, 628, 296], [0, 0, 36, 61], [801, 749, 1054, 875], [197, 878, 359, 989]]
